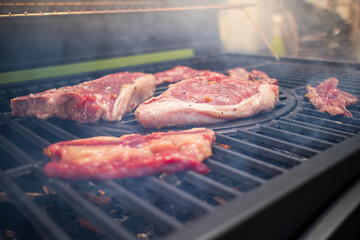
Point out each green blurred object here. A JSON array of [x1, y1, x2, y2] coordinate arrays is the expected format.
[[0, 49, 195, 85], [272, 37, 286, 57]]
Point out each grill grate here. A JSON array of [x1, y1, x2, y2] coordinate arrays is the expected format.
[[0, 54, 359, 239]]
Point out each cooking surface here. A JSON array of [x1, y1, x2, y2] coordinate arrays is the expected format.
[[0, 54, 360, 239]]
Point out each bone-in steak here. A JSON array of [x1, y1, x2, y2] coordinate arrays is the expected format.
[[11, 72, 155, 123], [227, 67, 278, 85], [306, 77, 358, 117], [43, 128, 215, 180], [154, 66, 226, 85], [135, 73, 279, 128]]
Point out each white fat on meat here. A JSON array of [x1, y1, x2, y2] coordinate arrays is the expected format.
[[135, 76, 279, 128]]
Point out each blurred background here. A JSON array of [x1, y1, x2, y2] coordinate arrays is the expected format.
[[220, 0, 360, 62], [0, 0, 359, 84]]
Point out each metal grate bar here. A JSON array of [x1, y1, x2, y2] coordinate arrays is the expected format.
[[206, 158, 263, 186], [278, 119, 348, 142], [278, 78, 315, 87], [279, 82, 301, 89], [4, 163, 37, 178], [212, 145, 283, 178], [255, 62, 346, 75], [343, 72, 360, 80], [99, 180, 183, 233], [235, 129, 319, 158], [103, 120, 138, 129], [0, 115, 50, 148], [42, 119, 108, 138], [89, 126, 135, 136], [0, 133, 37, 165], [280, 116, 355, 138], [301, 108, 360, 125], [215, 133, 301, 168], [334, 86, 360, 95], [121, 112, 136, 120], [155, 89, 166, 96], [142, 176, 214, 214], [349, 105, 360, 111], [337, 80, 360, 88], [349, 110, 360, 118], [254, 64, 344, 82], [119, 118, 138, 125], [0, 170, 72, 240], [74, 124, 113, 137], [59, 121, 113, 137], [294, 113, 360, 133], [29, 119, 79, 140], [181, 171, 241, 199], [259, 125, 333, 150], [48, 179, 136, 240]]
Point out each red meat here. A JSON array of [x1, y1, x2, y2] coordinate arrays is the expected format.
[[135, 72, 279, 128], [43, 128, 215, 180], [154, 66, 226, 85], [306, 77, 358, 117], [11, 72, 155, 123], [227, 67, 278, 85]]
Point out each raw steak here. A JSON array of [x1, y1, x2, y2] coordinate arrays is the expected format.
[[154, 65, 226, 85], [306, 77, 358, 117], [227, 67, 278, 85], [135, 73, 279, 128], [43, 128, 215, 180], [11, 72, 155, 123]]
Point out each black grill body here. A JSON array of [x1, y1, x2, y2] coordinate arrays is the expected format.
[[0, 54, 359, 240]]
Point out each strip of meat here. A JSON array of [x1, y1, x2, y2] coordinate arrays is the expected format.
[[11, 72, 155, 123], [227, 67, 278, 85], [135, 72, 279, 128], [306, 77, 358, 117], [43, 128, 215, 180], [154, 65, 226, 85]]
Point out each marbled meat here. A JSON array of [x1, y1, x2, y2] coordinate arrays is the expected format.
[[135, 72, 279, 128], [43, 128, 215, 180], [11, 72, 156, 123], [227, 67, 278, 85], [306, 77, 358, 117], [154, 65, 226, 85]]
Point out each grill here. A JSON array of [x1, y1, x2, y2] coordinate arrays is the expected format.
[[0, 54, 360, 239]]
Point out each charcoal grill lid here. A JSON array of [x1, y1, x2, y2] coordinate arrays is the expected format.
[[0, 10, 221, 71]]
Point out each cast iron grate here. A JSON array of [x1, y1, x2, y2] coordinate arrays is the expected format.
[[0, 54, 359, 240]]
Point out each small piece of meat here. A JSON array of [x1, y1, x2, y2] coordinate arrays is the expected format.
[[154, 66, 226, 85], [135, 72, 279, 128], [227, 67, 278, 85], [43, 128, 215, 180], [306, 77, 358, 117], [11, 72, 155, 123]]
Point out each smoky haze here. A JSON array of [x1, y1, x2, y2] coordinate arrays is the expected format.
[[0, 1, 223, 71], [278, 0, 357, 62]]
